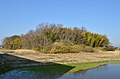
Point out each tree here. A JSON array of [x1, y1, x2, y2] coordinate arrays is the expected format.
[[3, 35, 22, 49], [3, 23, 110, 52]]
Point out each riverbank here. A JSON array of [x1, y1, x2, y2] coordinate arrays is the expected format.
[[1, 49, 120, 73], [17, 60, 120, 74], [1, 61, 120, 79], [1, 49, 120, 64], [67, 60, 120, 73], [1, 60, 120, 74]]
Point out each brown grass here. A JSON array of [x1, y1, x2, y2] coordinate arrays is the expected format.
[[0, 49, 37, 54], [1, 49, 120, 64]]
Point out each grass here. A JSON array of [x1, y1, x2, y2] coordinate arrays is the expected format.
[[67, 60, 120, 73], [1, 49, 120, 74], [13, 61, 120, 74], [1, 60, 120, 75]]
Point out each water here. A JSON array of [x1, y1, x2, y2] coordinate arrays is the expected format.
[[0, 64, 120, 79]]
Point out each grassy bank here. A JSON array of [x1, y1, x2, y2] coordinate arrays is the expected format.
[[0, 59, 120, 74], [36, 60, 120, 74], [13, 60, 120, 74], [67, 61, 120, 73], [1, 49, 120, 74]]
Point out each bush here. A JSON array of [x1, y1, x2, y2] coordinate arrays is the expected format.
[[82, 47, 94, 52], [103, 46, 116, 51], [49, 41, 82, 53], [37, 41, 96, 53]]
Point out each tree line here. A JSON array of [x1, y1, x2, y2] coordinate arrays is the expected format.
[[3, 23, 110, 53]]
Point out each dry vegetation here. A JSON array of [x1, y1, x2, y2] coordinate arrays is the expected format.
[[0, 49, 37, 54], [3, 23, 109, 53], [1, 49, 120, 64], [1, 23, 117, 65]]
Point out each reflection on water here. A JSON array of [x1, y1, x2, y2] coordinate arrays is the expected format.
[[0, 64, 120, 79], [0, 69, 60, 79], [0, 64, 74, 79], [0, 68, 66, 79]]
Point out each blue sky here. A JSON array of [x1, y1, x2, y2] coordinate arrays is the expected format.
[[0, 0, 120, 46]]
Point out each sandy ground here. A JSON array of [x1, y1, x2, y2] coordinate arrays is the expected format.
[[1, 49, 120, 64]]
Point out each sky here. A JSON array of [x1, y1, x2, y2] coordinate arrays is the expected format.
[[0, 0, 120, 46]]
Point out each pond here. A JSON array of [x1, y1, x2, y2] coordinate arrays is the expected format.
[[0, 64, 120, 79]]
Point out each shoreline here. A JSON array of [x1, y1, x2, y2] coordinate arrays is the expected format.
[[1, 49, 120, 74], [1, 49, 120, 64], [1, 60, 120, 74], [67, 60, 120, 73]]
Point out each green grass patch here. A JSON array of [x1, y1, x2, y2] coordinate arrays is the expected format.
[[67, 60, 120, 73]]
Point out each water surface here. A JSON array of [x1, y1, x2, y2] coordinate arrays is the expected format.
[[0, 64, 120, 79]]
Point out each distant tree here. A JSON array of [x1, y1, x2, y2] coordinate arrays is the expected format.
[[3, 35, 22, 49], [3, 23, 110, 52]]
